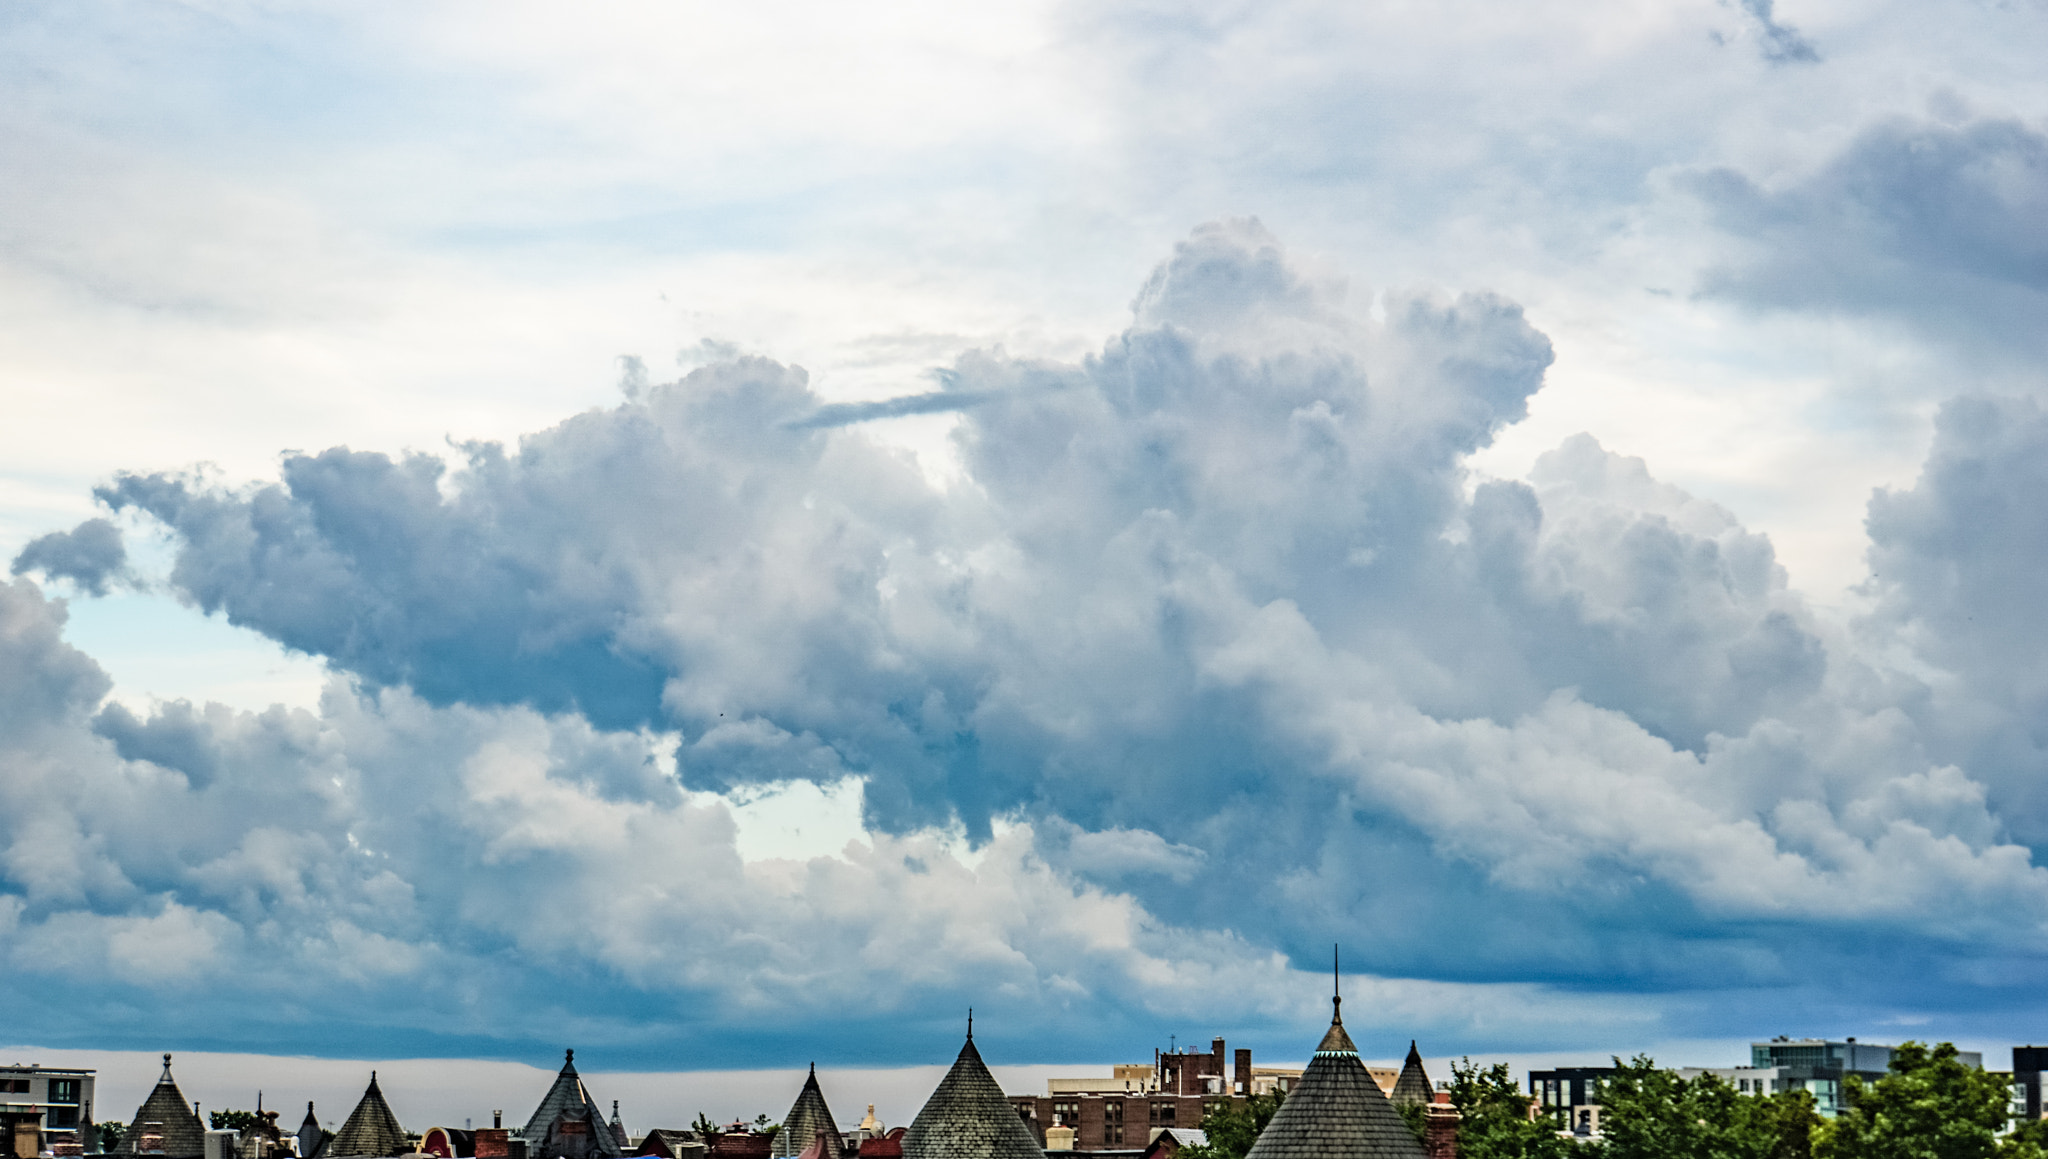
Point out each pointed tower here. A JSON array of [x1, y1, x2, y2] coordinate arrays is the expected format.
[[298, 1103, 325, 1159], [329, 1074, 408, 1158], [771, 1066, 841, 1159], [523, 1051, 622, 1159], [609, 1102, 628, 1151], [116, 1055, 206, 1159], [1390, 1044, 1433, 1108], [1242, 965, 1427, 1159], [900, 1020, 1043, 1159]]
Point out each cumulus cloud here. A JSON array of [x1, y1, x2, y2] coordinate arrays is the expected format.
[[10, 518, 127, 596], [1689, 116, 2048, 359], [14, 222, 2048, 1059], [1735, 0, 1820, 65]]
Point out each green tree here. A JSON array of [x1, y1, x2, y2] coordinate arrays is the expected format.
[[1178, 1089, 1286, 1159], [96, 1122, 127, 1152], [1397, 1101, 1429, 1145], [1444, 1059, 1575, 1159], [1818, 1041, 2041, 1159], [692, 1113, 722, 1142], [209, 1110, 265, 1132], [1598, 1055, 1819, 1159], [1998, 1122, 2048, 1154]]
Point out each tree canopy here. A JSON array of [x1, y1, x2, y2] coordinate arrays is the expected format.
[[1179, 1088, 1287, 1159], [1597, 1056, 1819, 1159], [1443, 1059, 1577, 1159], [1818, 1041, 2038, 1159]]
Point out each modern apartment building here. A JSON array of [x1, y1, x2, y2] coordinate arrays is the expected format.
[[0, 1063, 96, 1139]]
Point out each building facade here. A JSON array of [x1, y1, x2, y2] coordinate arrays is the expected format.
[[1527, 1068, 1613, 1137], [0, 1064, 96, 1140], [1745, 1038, 1980, 1117], [1011, 1038, 1269, 1150], [2012, 1047, 2048, 1121]]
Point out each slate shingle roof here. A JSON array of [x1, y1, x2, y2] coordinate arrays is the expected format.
[[1389, 1044, 1432, 1108], [900, 1036, 1042, 1159], [329, 1073, 408, 1158], [525, 1051, 622, 1159], [298, 1102, 324, 1159], [772, 1067, 841, 1159], [117, 1055, 206, 1159], [1243, 1010, 1427, 1159]]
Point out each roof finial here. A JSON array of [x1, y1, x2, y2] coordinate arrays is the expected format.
[[966, 1007, 973, 1041], [161, 1053, 174, 1081], [1333, 943, 1342, 1025], [565, 1048, 575, 1067]]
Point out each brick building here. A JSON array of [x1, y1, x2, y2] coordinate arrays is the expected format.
[[1010, 1038, 1302, 1150]]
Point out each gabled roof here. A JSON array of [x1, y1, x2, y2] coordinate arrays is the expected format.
[[772, 1067, 841, 1159], [1389, 1044, 1432, 1107], [117, 1055, 206, 1159], [525, 1051, 622, 1159], [329, 1073, 408, 1158], [1243, 1004, 1426, 1159], [901, 1033, 1043, 1159]]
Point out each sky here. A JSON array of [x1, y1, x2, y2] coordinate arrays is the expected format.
[[5, 0, 2048, 1117]]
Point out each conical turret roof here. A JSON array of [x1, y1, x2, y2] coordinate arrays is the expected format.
[[116, 1055, 205, 1159], [1389, 1044, 1432, 1107], [901, 1032, 1042, 1159], [329, 1073, 408, 1158], [298, 1102, 326, 1159], [772, 1066, 841, 1159], [1243, 1004, 1426, 1159], [524, 1051, 622, 1159]]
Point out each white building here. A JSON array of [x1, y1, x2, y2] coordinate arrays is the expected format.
[[0, 1063, 97, 1146]]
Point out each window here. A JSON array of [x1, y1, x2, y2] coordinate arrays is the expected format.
[[7, 1080, 28, 1094], [1102, 1102, 1123, 1145], [49, 1081, 80, 1105], [49, 1108, 79, 1128], [1150, 1102, 1176, 1127]]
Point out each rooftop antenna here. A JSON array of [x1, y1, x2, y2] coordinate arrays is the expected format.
[[1333, 943, 1342, 1024]]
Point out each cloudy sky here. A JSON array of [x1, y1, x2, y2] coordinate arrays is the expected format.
[[5, 0, 2048, 1101]]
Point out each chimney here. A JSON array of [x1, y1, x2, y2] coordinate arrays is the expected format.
[[1043, 1124, 1075, 1153], [1235, 1050, 1252, 1097], [1425, 1094, 1460, 1159], [495, 1112, 503, 1129]]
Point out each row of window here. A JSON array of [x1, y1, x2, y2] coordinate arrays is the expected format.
[[0, 1080, 80, 1102], [1025, 1097, 1238, 1145]]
